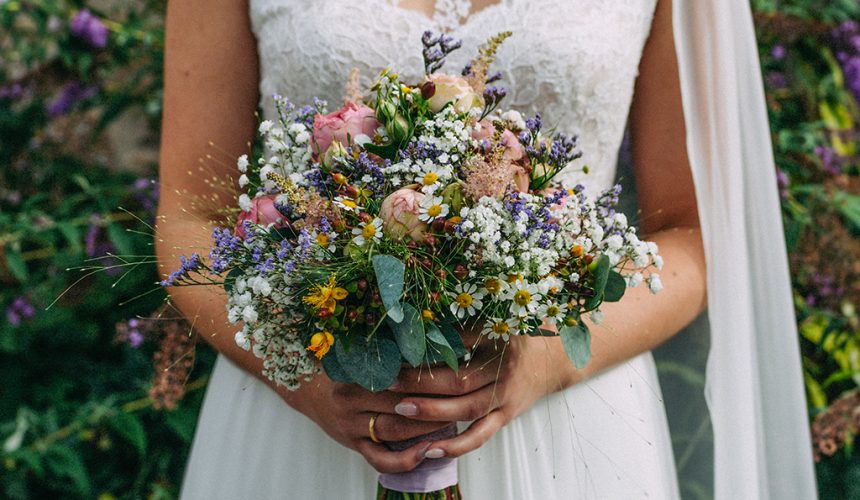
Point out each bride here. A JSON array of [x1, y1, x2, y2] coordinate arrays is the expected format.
[[156, 0, 816, 498]]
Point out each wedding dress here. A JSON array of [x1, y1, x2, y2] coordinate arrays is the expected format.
[[180, 1, 817, 498]]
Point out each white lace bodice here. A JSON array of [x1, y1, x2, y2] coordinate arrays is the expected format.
[[250, 0, 657, 190]]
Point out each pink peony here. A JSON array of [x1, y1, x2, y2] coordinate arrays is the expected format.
[[235, 195, 288, 238], [472, 120, 526, 163], [379, 186, 428, 241], [425, 74, 483, 115], [311, 101, 380, 157]]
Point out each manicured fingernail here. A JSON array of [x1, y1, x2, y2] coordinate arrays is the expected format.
[[423, 448, 445, 459], [395, 402, 418, 416], [388, 380, 402, 390]]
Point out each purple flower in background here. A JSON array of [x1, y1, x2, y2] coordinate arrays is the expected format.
[[70, 9, 108, 49], [6, 297, 36, 327], [766, 72, 788, 90], [815, 146, 842, 175], [0, 83, 24, 100], [771, 44, 787, 61], [831, 21, 860, 104], [133, 178, 160, 213], [46, 81, 98, 118], [776, 169, 790, 199]]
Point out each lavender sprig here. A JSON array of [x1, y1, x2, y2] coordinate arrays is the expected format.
[[422, 30, 463, 75]]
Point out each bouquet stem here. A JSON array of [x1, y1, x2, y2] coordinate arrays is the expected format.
[[377, 423, 461, 498]]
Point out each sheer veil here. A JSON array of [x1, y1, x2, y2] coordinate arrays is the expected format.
[[672, 1, 817, 498]]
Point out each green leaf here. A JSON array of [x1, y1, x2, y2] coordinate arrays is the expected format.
[[44, 445, 91, 497], [363, 141, 401, 160], [559, 324, 592, 369], [335, 335, 401, 392], [372, 255, 405, 322], [387, 304, 426, 367], [4, 246, 28, 282], [603, 271, 627, 302], [164, 404, 199, 443], [109, 411, 147, 456], [426, 324, 459, 372], [321, 345, 353, 384], [106, 223, 134, 256], [57, 222, 82, 255], [223, 267, 242, 294], [438, 319, 467, 358], [583, 255, 611, 310]]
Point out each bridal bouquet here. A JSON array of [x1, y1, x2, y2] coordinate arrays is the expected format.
[[163, 30, 662, 499]]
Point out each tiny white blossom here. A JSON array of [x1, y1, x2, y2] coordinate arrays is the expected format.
[[242, 305, 258, 324], [238, 194, 252, 212], [239, 174, 249, 188], [647, 274, 664, 294], [237, 154, 249, 173], [234, 331, 251, 350], [590, 309, 604, 325], [653, 255, 664, 269]]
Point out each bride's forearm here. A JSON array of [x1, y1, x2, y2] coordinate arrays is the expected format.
[[564, 224, 706, 385]]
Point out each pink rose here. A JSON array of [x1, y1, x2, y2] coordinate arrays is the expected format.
[[510, 164, 530, 193], [311, 101, 380, 157], [379, 186, 428, 241], [472, 120, 526, 163], [425, 74, 483, 115], [235, 195, 288, 238]]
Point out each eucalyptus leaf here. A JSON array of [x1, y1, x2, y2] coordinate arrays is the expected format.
[[335, 335, 401, 392], [372, 254, 405, 322], [321, 346, 353, 384], [426, 324, 459, 372], [438, 318, 467, 358], [559, 324, 592, 369], [387, 303, 426, 367], [603, 271, 627, 302], [591, 254, 611, 296]]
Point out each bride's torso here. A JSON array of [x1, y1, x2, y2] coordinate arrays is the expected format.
[[250, 0, 657, 191]]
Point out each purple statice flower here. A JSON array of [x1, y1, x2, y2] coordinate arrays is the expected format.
[[334, 149, 387, 196], [46, 81, 98, 118], [161, 253, 202, 287], [70, 9, 109, 49], [209, 227, 241, 273], [815, 145, 843, 175], [6, 297, 36, 327], [422, 30, 462, 74], [482, 85, 508, 115], [486, 71, 503, 84]]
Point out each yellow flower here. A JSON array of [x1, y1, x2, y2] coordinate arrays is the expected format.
[[422, 309, 435, 321], [307, 331, 335, 359], [303, 275, 349, 313]]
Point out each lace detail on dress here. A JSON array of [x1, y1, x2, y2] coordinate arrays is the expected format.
[[390, 0, 473, 32], [249, 0, 657, 192]]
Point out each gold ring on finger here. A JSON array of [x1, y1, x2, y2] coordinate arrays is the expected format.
[[368, 413, 382, 444]]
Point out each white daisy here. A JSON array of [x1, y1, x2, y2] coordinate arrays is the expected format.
[[312, 230, 337, 252], [414, 167, 445, 190], [334, 196, 363, 213], [538, 301, 568, 324], [508, 279, 540, 317], [352, 218, 383, 246], [418, 196, 449, 223], [448, 282, 485, 319], [482, 317, 519, 342]]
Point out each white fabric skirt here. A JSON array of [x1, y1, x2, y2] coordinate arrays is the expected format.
[[181, 352, 679, 499]]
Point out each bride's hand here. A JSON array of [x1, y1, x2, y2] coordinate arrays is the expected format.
[[284, 374, 454, 474], [387, 333, 578, 459]]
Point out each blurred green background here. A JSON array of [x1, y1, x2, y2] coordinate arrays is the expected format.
[[0, 0, 858, 498]]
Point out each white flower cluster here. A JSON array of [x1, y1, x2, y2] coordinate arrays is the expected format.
[[225, 231, 319, 389], [457, 193, 576, 278], [383, 107, 472, 191]]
